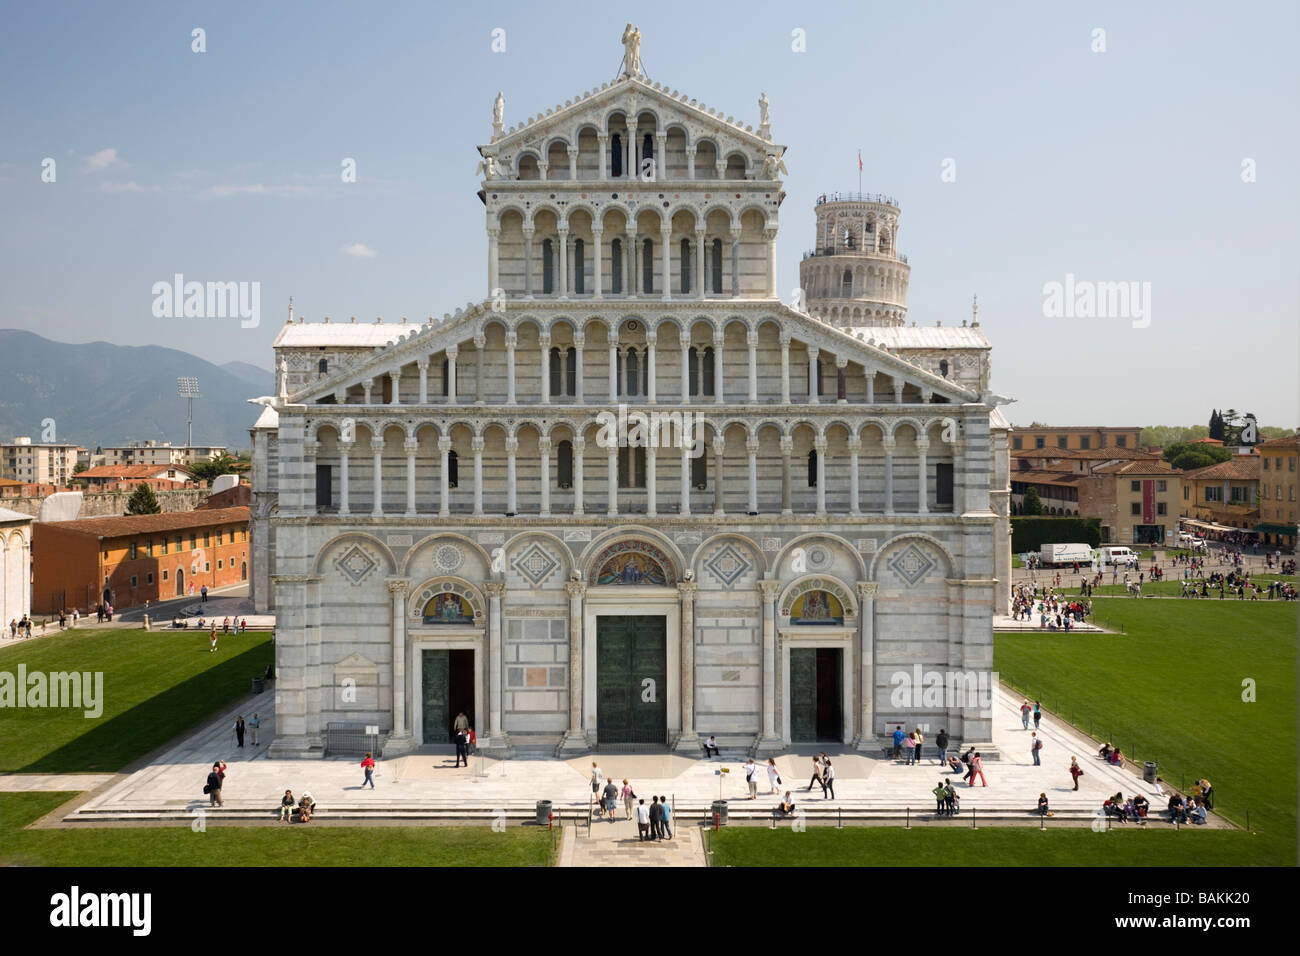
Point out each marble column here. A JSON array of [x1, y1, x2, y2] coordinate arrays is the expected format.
[[814, 436, 827, 516], [474, 335, 485, 404], [505, 332, 517, 404], [764, 228, 778, 296], [437, 437, 451, 516], [485, 581, 505, 739], [574, 335, 585, 402], [685, 146, 696, 180], [388, 370, 401, 406], [606, 445, 618, 516], [679, 445, 692, 516], [573, 437, 586, 515], [758, 580, 781, 745], [597, 133, 608, 179], [747, 331, 759, 402], [362, 381, 372, 405], [646, 332, 657, 403], [779, 436, 793, 515], [730, 228, 741, 297], [916, 436, 930, 514], [567, 145, 578, 181], [472, 436, 484, 516], [713, 331, 725, 404], [680, 339, 690, 403], [556, 225, 569, 299], [779, 334, 792, 404], [808, 348, 820, 404], [445, 346, 458, 404], [538, 437, 552, 517], [505, 436, 518, 515], [370, 436, 384, 516], [539, 334, 551, 405], [592, 229, 603, 299], [608, 336, 618, 402], [303, 440, 319, 515], [836, 357, 848, 403], [522, 226, 534, 299], [417, 358, 429, 404], [883, 435, 896, 516], [695, 231, 706, 300], [675, 581, 699, 750], [854, 582, 878, 751], [847, 436, 862, 516], [486, 227, 500, 298], [712, 436, 726, 516], [562, 581, 587, 750], [659, 227, 672, 301], [864, 366, 875, 404], [386, 578, 413, 752], [746, 437, 759, 514], [404, 437, 418, 517], [646, 443, 657, 516], [893, 376, 904, 403]]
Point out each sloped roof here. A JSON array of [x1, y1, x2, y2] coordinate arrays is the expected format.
[[1258, 434, 1300, 450], [851, 325, 990, 350], [0, 507, 32, 524], [1090, 459, 1178, 476], [274, 321, 420, 349], [36, 507, 249, 538], [78, 465, 192, 480], [1181, 457, 1261, 481]]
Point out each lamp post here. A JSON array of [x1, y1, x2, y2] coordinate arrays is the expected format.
[[177, 377, 201, 451]]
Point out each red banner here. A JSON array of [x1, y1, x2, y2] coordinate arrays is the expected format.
[[1142, 480, 1155, 525]]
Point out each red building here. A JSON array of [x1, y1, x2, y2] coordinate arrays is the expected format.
[[32, 506, 250, 614]]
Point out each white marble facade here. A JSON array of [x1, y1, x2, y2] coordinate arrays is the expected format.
[[251, 37, 1011, 758]]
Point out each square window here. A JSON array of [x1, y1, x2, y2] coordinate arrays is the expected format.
[[1012, 437, 1022, 450], [1156, 480, 1167, 492], [130, 575, 138, 587], [1131, 481, 1141, 493], [1057, 435, 1068, 448], [1115, 436, 1127, 447], [1130, 502, 1141, 515], [146, 572, 154, 584], [1034, 437, 1045, 449], [1079, 436, 1091, 449], [1157, 502, 1167, 515]]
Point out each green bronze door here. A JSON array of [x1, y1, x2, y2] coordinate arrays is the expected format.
[[790, 648, 818, 742], [596, 616, 667, 746]]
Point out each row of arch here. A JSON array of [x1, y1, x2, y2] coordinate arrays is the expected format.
[[800, 262, 909, 305]]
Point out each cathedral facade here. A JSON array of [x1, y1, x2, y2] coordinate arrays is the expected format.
[[250, 36, 1012, 758]]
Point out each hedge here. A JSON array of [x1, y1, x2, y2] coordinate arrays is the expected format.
[[1011, 516, 1102, 553]]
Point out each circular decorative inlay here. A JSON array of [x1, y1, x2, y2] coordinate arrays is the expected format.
[[434, 544, 464, 572], [808, 545, 831, 569]]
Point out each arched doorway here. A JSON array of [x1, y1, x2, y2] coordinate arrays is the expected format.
[[240, 561, 247, 582], [175, 568, 184, 597]]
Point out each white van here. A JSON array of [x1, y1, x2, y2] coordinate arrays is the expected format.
[[1178, 533, 1208, 552], [1100, 546, 1137, 566]]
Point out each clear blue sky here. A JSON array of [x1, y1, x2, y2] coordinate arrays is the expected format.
[[1, 0, 1296, 428]]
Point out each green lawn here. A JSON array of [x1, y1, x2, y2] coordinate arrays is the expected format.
[[1084, 574, 1293, 598], [996, 598, 1296, 866], [710, 826, 1273, 867], [0, 792, 555, 867], [0, 628, 273, 772]]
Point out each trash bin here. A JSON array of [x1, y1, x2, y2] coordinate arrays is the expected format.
[[1143, 760, 1158, 784], [711, 800, 729, 826], [536, 800, 553, 826], [252, 677, 264, 695]]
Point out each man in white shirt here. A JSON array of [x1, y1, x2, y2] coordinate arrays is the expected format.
[[635, 798, 651, 841], [742, 758, 758, 799]]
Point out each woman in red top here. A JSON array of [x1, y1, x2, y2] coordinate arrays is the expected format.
[[360, 752, 376, 789]]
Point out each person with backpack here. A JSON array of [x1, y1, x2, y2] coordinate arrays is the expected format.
[[743, 757, 759, 799], [1030, 732, 1043, 766], [204, 762, 224, 807], [1069, 756, 1083, 790]]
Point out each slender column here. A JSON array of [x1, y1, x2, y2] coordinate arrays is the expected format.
[[505, 436, 518, 515], [916, 436, 930, 515], [847, 436, 862, 515], [505, 332, 517, 404], [747, 331, 758, 403], [713, 331, 725, 405], [713, 436, 726, 516], [370, 436, 384, 516], [538, 160, 548, 181], [883, 435, 896, 515], [679, 445, 692, 515], [574, 335, 585, 403], [814, 436, 827, 516], [680, 339, 690, 403], [566, 235, 576, 294], [591, 228, 603, 299], [362, 380, 372, 405], [685, 146, 696, 180], [539, 333, 551, 405], [437, 437, 451, 516], [625, 232, 636, 298], [695, 231, 706, 299], [606, 445, 618, 516], [659, 226, 672, 302], [645, 332, 657, 403], [678, 582, 698, 744], [654, 132, 666, 182], [627, 122, 638, 180], [779, 334, 792, 404], [339, 440, 352, 515], [730, 228, 742, 297], [619, 348, 629, 400], [387, 578, 411, 745], [417, 358, 429, 404], [765, 228, 778, 296], [472, 436, 484, 516], [522, 226, 534, 299], [404, 437, 418, 517], [855, 582, 878, 750], [573, 437, 585, 515], [486, 227, 500, 298], [608, 336, 618, 402], [538, 437, 552, 517], [597, 133, 608, 179], [646, 443, 657, 516], [836, 356, 848, 403], [808, 348, 820, 404], [556, 225, 569, 298], [445, 346, 458, 404], [474, 335, 485, 404], [485, 581, 504, 738], [746, 437, 759, 514], [567, 145, 578, 180], [865, 366, 875, 404], [893, 376, 904, 403], [564, 581, 586, 743], [389, 370, 401, 406], [759, 580, 781, 740], [779, 436, 793, 515], [303, 440, 319, 515]]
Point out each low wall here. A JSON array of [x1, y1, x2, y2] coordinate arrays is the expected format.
[[2, 488, 210, 519]]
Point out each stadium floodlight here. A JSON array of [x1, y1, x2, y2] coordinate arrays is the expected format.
[[178, 377, 201, 448]]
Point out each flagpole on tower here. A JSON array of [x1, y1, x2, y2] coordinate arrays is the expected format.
[[857, 148, 863, 194]]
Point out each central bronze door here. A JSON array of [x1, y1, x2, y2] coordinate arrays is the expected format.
[[596, 615, 667, 746], [790, 647, 843, 742]]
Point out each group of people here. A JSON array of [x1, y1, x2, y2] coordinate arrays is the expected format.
[[801, 754, 836, 799], [233, 714, 261, 748], [7, 615, 36, 639], [931, 779, 963, 816], [943, 746, 988, 786], [278, 789, 316, 823], [891, 726, 937, 764], [1009, 584, 1091, 628]]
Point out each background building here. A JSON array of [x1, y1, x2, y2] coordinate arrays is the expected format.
[[91, 441, 228, 468], [1180, 456, 1260, 532], [0, 507, 33, 626], [1, 438, 84, 485], [1077, 459, 1182, 545], [1009, 426, 1141, 453], [1254, 434, 1297, 548]]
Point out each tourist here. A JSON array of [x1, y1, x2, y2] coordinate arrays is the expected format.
[[205, 761, 225, 807], [1189, 800, 1207, 825], [743, 757, 759, 799], [933, 780, 948, 816], [913, 728, 925, 765], [621, 779, 635, 819], [703, 735, 720, 758], [209, 628, 217, 653], [947, 755, 966, 778], [935, 728, 949, 767], [1020, 700, 1032, 729], [298, 791, 315, 823], [1132, 794, 1149, 819], [892, 726, 905, 759], [944, 779, 959, 816], [234, 715, 245, 748], [603, 779, 619, 822], [659, 795, 673, 839], [201, 584, 208, 603], [806, 754, 824, 791], [222, 616, 231, 633], [1152, 776, 1165, 797], [1033, 701, 1042, 729], [961, 746, 977, 785], [1098, 741, 1113, 761], [249, 713, 260, 747], [453, 710, 469, 743], [771, 792, 796, 827], [648, 796, 661, 838], [635, 798, 651, 840], [969, 752, 987, 787], [1030, 732, 1042, 766], [590, 762, 603, 799], [1038, 793, 1049, 817], [821, 758, 836, 800], [1069, 756, 1083, 791], [361, 751, 376, 788], [454, 728, 469, 768], [766, 757, 781, 794], [904, 731, 917, 766], [279, 789, 294, 822], [239, 618, 247, 633]]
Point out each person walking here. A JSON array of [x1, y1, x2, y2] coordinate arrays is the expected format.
[[621, 779, 636, 819], [635, 798, 651, 841], [249, 713, 260, 747], [209, 629, 218, 653], [590, 762, 603, 802], [806, 754, 824, 792], [201, 584, 208, 603], [1020, 700, 1032, 729], [1030, 732, 1042, 766], [935, 728, 949, 767], [234, 715, 245, 748], [743, 757, 759, 799], [1033, 701, 1042, 729], [648, 796, 663, 839], [821, 758, 835, 800], [1069, 756, 1083, 791], [659, 795, 672, 839], [970, 752, 987, 787], [453, 710, 469, 743], [360, 752, 376, 788], [454, 728, 469, 768], [603, 779, 619, 822], [766, 757, 781, 794]]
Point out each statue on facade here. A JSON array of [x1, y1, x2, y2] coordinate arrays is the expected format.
[[759, 92, 770, 127], [760, 153, 788, 179], [475, 155, 502, 180], [493, 91, 504, 128], [621, 23, 642, 77]]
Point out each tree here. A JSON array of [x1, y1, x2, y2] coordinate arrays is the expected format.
[[1164, 441, 1232, 472], [1022, 485, 1045, 516], [1208, 410, 1225, 441], [126, 483, 162, 515], [189, 453, 241, 483]]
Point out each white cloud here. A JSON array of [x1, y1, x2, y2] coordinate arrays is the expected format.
[[343, 243, 378, 258], [86, 148, 124, 171], [100, 180, 158, 193], [202, 183, 312, 198]]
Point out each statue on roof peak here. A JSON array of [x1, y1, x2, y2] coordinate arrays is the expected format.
[[621, 24, 642, 77]]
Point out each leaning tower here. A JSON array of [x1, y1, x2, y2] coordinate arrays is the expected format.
[[798, 192, 910, 329]]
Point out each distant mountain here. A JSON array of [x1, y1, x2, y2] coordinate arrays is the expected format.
[[0, 330, 264, 451], [221, 361, 275, 396]]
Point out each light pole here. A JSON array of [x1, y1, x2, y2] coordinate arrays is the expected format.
[[178, 377, 200, 450]]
